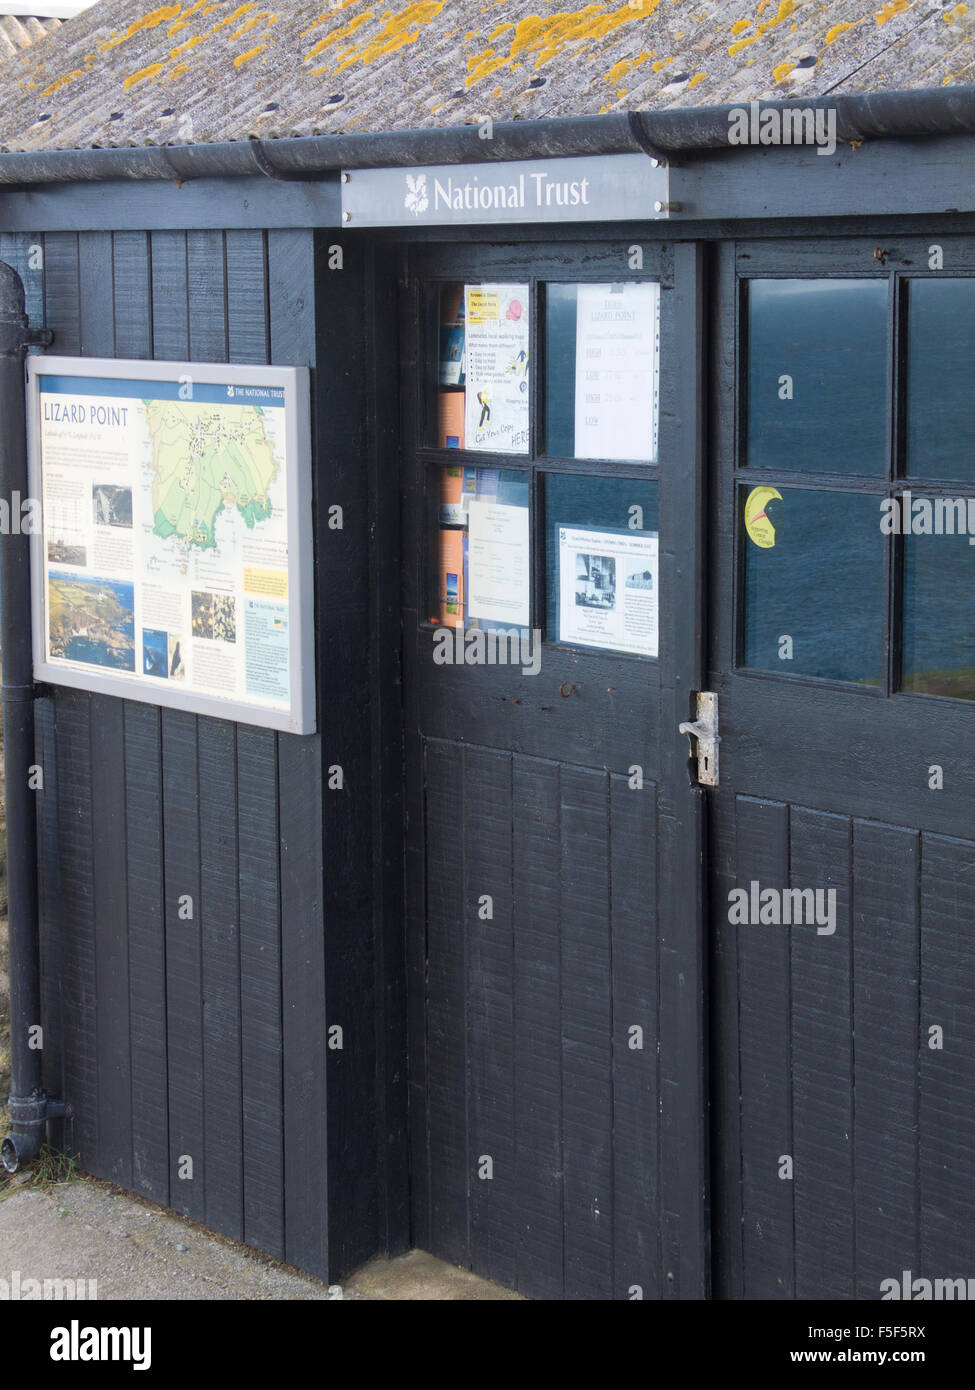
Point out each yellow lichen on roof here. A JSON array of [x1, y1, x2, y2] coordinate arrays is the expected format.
[[826, 20, 855, 42], [40, 67, 85, 97], [300, 0, 367, 37], [875, 0, 910, 25], [306, 11, 372, 62], [123, 60, 166, 88], [331, 1, 447, 71], [728, 0, 795, 59], [168, 0, 212, 37], [97, 4, 184, 55], [234, 42, 268, 63], [464, 2, 651, 89], [604, 50, 653, 83]]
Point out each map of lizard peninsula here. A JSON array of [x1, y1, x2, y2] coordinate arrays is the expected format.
[[32, 362, 312, 733], [144, 400, 280, 550]]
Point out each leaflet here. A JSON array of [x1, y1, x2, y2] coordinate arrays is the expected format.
[[557, 525, 658, 657], [464, 284, 530, 454], [573, 282, 660, 461], [468, 499, 530, 627]]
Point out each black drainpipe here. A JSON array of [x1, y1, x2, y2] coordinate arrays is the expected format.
[[0, 260, 65, 1172]]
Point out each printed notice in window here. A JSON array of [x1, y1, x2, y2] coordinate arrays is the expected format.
[[27, 356, 315, 734], [464, 284, 530, 454], [468, 498, 530, 627], [557, 526, 658, 658], [573, 282, 660, 462]]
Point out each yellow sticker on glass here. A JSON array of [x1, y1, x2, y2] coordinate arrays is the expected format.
[[744, 486, 782, 549]]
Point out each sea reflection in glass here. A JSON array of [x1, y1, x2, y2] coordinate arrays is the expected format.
[[746, 279, 888, 475], [742, 486, 884, 683]]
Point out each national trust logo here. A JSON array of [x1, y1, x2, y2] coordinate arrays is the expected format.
[[404, 172, 428, 216]]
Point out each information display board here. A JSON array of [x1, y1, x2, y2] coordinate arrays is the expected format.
[[27, 356, 315, 734]]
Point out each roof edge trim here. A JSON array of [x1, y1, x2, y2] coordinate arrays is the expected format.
[[3, 87, 975, 186]]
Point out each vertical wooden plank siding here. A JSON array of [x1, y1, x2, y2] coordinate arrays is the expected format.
[[160, 708, 205, 1219], [198, 716, 243, 1241], [53, 691, 97, 1166], [610, 771, 660, 1301], [789, 809, 854, 1300], [34, 696, 63, 1115], [421, 746, 665, 1300], [559, 765, 613, 1301], [511, 757, 563, 1299], [465, 747, 516, 1291], [852, 821, 919, 1297], [114, 232, 169, 1206], [424, 739, 470, 1268], [919, 835, 975, 1274], [79, 232, 134, 1191], [736, 796, 794, 1299], [26, 224, 347, 1282], [123, 704, 169, 1205], [268, 228, 328, 1275]]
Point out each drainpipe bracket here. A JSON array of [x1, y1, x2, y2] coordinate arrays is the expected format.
[[7, 1092, 69, 1128]]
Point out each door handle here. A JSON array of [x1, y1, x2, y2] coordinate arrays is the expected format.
[[678, 691, 719, 787]]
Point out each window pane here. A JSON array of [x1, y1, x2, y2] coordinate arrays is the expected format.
[[902, 530, 975, 699], [906, 278, 975, 483], [742, 486, 884, 683], [436, 466, 530, 631], [545, 474, 659, 657], [545, 282, 659, 461], [433, 282, 530, 454], [746, 279, 888, 475], [435, 282, 465, 447]]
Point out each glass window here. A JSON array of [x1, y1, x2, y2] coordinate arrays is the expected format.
[[745, 279, 888, 475], [742, 485, 884, 684], [906, 278, 975, 483], [433, 281, 529, 454], [545, 282, 659, 462], [902, 529, 975, 699], [545, 474, 659, 658], [435, 466, 530, 631]]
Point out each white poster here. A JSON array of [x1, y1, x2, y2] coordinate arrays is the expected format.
[[557, 526, 658, 658], [468, 499, 530, 627], [464, 283, 530, 454], [28, 358, 315, 734], [573, 282, 660, 462]]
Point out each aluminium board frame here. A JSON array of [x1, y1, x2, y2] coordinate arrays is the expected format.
[[26, 354, 316, 735]]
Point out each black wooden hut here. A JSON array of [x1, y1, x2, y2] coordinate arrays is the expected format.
[[2, 0, 975, 1301]]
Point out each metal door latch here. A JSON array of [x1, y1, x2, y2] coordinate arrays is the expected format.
[[678, 691, 719, 787]]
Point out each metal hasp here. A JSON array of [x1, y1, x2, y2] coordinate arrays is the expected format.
[[679, 691, 720, 788], [0, 260, 62, 1174]]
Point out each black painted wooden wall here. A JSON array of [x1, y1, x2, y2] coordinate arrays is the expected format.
[[1, 227, 393, 1282]]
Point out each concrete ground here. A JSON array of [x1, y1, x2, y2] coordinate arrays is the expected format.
[[0, 1173, 522, 1300]]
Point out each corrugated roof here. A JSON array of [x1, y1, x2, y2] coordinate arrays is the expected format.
[[0, 12, 61, 63], [1, 0, 974, 154]]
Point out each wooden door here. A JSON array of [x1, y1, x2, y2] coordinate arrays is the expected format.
[[709, 236, 975, 1299], [399, 236, 708, 1300]]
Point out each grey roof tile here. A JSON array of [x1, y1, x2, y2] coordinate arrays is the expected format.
[[0, 0, 972, 152], [0, 12, 61, 62]]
